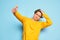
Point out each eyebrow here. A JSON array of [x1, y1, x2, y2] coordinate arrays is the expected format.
[[35, 14, 41, 17]]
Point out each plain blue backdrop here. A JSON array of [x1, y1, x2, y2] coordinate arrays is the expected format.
[[0, 0, 60, 40]]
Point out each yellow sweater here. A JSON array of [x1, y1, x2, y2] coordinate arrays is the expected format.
[[14, 11, 52, 40]]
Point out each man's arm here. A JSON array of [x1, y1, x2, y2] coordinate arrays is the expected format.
[[12, 6, 25, 23], [40, 10, 53, 29], [14, 11, 25, 23]]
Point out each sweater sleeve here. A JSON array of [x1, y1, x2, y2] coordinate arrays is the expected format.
[[14, 11, 26, 23], [41, 12, 53, 29]]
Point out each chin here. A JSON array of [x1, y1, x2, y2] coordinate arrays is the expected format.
[[37, 19, 40, 21], [35, 19, 39, 21]]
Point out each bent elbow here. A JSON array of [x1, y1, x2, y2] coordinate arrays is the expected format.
[[48, 21, 53, 26]]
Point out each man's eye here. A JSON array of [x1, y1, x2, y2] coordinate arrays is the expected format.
[[35, 14, 37, 15], [35, 14, 41, 17], [38, 15, 41, 17]]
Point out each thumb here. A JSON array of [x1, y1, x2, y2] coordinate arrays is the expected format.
[[14, 6, 18, 10], [16, 6, 18, 9]]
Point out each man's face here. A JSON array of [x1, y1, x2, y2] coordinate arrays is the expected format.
[[33, 12, 41, 21]]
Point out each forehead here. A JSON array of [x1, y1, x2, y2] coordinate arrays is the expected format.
[[36, 12, 41, 15]]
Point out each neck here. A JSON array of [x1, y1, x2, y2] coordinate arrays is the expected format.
[[32, 18, 38, 21]]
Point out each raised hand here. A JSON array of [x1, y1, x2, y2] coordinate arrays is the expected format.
[[12, 6, 18, 14]]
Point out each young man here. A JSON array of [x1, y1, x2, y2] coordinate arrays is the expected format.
[[12, 6, 52, 40]]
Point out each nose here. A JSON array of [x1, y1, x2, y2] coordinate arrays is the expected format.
[[36, 16, 38, 19]]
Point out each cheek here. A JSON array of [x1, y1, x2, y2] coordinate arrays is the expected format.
[[34, 14, 40, 20], [35, 16, 40, 19], [34, 14, 37, 18], [37, 17, 40, 19]]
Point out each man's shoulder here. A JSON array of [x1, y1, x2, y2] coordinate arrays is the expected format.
[[23, 16, 32, 21]]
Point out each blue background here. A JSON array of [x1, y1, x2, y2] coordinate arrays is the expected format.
[[0, 0, 60, 40]]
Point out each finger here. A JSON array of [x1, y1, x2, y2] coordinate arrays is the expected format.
[[13, 6, 17, 10], [15, 5, 18, 9]]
